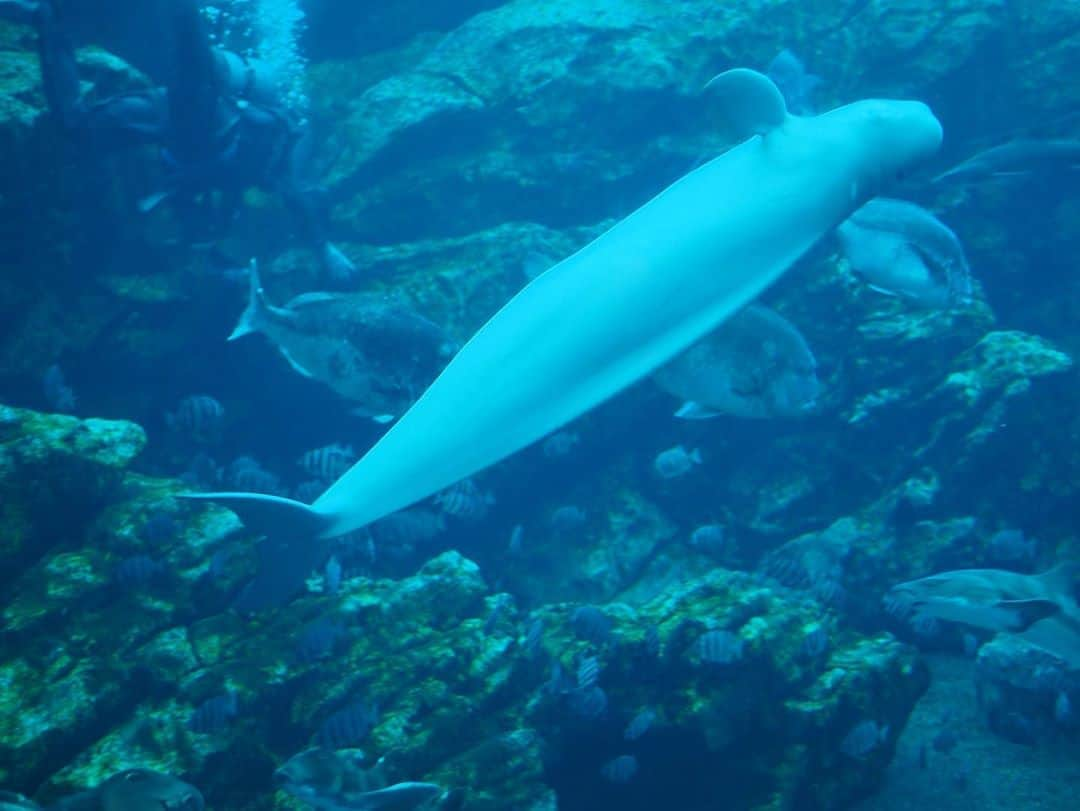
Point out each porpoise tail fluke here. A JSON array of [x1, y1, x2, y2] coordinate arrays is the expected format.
[[186, 491, 332, 539]]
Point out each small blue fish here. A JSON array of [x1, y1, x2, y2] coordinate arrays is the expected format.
[[571, 606, 614, 645], [508, 524, 524, 554], [226, 456, 282, 493], [567, 685, 608, 720], [800, 624, 829, 659], [180, 452, 222, 489], [576, 655, 600, 689], [295, 616, 344, 663], [435, 478, 494, 520], [523, 618, 544, 658], [483, 596, 509, 635], [544, 662, 576, 697], [698, 630, 744, 665], [987, 528, 1037, 564], [689, 524, 725, 556], [113, 555, 166, 586], [371, 508, 446, 546], [840, 719, 888, 759], [315, 700, 379, 748], [1054, 692, 1073, 727], [188, 692, 238, 734], [166, 395, 225, 443], [298, 443, 356, 482], [653, 445, 702, 479], [550, 505, 587, 533], [324, 556, 342, 595], [624, 708, 656, 741], [600, 754, 638, 784], [42, 364, 76, 413]]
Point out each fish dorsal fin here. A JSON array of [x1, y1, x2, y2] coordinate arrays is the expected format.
[[675, 401, 721, 420], [286, 292, 339, 309], [994, 598, 1061, 631], [1039, 561, 1080, 596], [704, 68, 789, 139]]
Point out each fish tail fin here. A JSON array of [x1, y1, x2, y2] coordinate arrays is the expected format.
[[228, 259, 267, 341], [1039, 560, 1080, 596], [179, 491, 334, 538]]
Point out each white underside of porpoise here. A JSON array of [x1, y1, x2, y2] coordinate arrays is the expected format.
[[186, 69, 942, 540]]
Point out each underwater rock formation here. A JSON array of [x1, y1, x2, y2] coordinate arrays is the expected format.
[[0, 403, 927, 809]]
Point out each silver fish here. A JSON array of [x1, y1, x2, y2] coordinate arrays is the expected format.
[[884, 563, 1079, 633], [837, 197, 973, 308], [97, 770, 204, 811], [274, 748, 442, 811], [229, 261, 454, 418], [933, 138, 1080, 185], [654, 305, 818, 420]]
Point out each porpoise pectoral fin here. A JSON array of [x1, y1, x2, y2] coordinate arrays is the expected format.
[[279, 348, 316, 379], [179, 492, 333, 538], [703, 68, 789, 139], [994, 598, 1061, 631], [675, 400, 721, 420]]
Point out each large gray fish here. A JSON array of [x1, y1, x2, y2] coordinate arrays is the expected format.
[[274, 748, 443, 811], [47, 771, 204, 811], [836, 197, 973, 308], [653, 305, 819, 419], [1016, 613, 1080, 671], [229, 262, 455, 420], [884, 562, 1079, 633], [932, 138, 1080, 184]]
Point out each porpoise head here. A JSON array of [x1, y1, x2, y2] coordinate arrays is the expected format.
[[826, 99, 944, 198]]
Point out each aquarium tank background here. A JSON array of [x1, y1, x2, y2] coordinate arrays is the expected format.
[[0, 0, 1077, 810]]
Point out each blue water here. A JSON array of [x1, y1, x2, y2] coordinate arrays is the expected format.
[[1, 1, 1078, 809]]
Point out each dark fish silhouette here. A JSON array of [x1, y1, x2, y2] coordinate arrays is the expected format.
[[229, 261, 454, 420], [654, 305, 818, 420], [315, 700, 379, 749], [188, 693, 238, 734], [933, 138, 1080, 184]]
